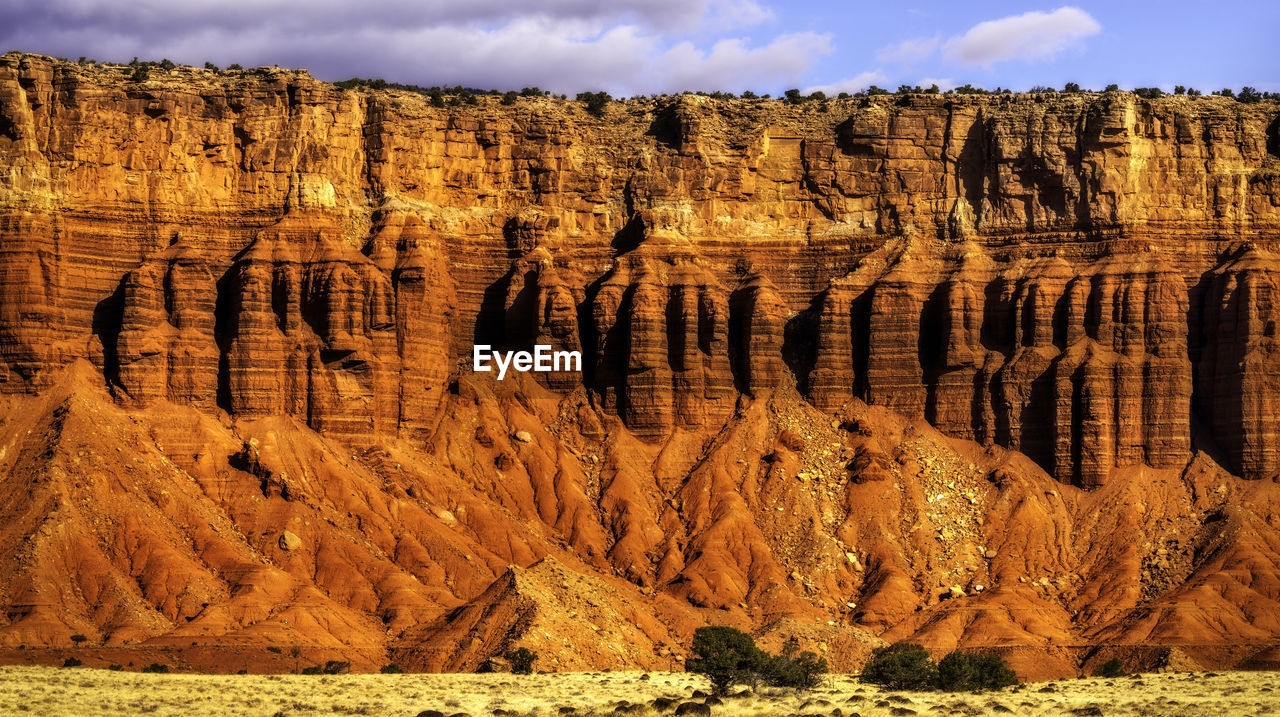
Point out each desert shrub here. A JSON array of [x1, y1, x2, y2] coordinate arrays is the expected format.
[[762, 649, 828, 689], [108, 664, 123, 671], [69, 634, 88, 644], [686, 626, 766, 695], [380, 664, 403, 674], [1238, 87, 1262, 103], [1104, 84, 1119, 92], [228, 63, 243, 70], [322, 660, 350, 675], [501, 90, 518, 105], [1134, 87, 1164, 99], [936, 650, 1019, 691], [158, 58, 175, 70], [204, 62, 219, 71], [505, 647, 537, 674], [1063, 82, 1081, 93], [141, 663, 169, 673], [1174, 85, 1186, 95], [860, 643, 937, 690], [1094, 657, 1127, 677], [266, 646, 283, 654], [755, 636, 825, 689], [576, 91, 611, 116], [62, 657, 82, 668], [300, 665, 322, 675], [130, 65, 149, 82]]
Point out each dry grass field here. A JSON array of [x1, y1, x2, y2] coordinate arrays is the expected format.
[[0, 666, 1275, 716]]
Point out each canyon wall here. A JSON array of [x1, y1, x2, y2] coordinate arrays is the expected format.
[[2, 53, 1280, 489]]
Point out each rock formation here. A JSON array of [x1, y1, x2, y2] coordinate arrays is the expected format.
[[1, 53, 1280, 676]]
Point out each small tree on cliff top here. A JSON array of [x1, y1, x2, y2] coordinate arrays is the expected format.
[[576, 91, 611, 116]]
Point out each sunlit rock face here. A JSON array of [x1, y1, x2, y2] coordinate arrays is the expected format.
[[1, 53, 1279, 480]]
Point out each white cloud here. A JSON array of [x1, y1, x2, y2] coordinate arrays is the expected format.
[[803, 70, 890, 96], [942, 6, 1101, 67], [917, 77, 956, 91], [661, 33, 832, 94], [875, 35, 940, 65], [0, 0, 816, 95]]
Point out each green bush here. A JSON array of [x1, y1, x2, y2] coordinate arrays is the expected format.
[[1104, 84, 1119, 92], [141, 663, 169, 674], [300, 665, 322, 675], [380, 664, 403, 674], [130, 65, 149, 82], [505, 647, 537, 674], [1094, 657, 1126, 677], [69, 634, 88, 644], [762, 649, 827, 689], [1063, 82, 1081, 93], [936, 651, 1019, 691], [322, 660, 350, 675], [686, 626, 765, 695], [860, 643, 937, 690], [862, 644, 1018, 692], [684, 628, 831, 694], [576, 91, 612, 116], [1238, 87, 1262, 103], [62, 657, 82, 668]]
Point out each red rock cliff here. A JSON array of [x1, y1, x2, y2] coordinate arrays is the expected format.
[[1, 54, 1280, 676]]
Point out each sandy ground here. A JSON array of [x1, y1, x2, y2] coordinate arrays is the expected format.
[[0, 667, 1276, 716]]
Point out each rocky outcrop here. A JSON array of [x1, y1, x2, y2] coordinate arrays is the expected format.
[[0, 53, 1279, 476], [115, 238, 220, 407], [2, 55, 1280, 676], [590, 232, 734, 438], [1198, 245, 1280, 478], [809, 240, 1193, 486], [220, 212, 456, 441]]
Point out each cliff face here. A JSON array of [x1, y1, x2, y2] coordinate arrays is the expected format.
[[2, 54, 1280, 675]]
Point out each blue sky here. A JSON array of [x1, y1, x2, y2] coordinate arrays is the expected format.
[[1, 1, 1276, 95]]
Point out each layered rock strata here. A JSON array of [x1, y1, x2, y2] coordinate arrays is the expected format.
[[1, 53, 1279, 486]]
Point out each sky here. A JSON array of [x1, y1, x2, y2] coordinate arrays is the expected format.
[[0, 1, 1276, 96]]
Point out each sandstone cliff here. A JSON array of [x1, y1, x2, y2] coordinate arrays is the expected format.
[[1, 53, 1279, 676]]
